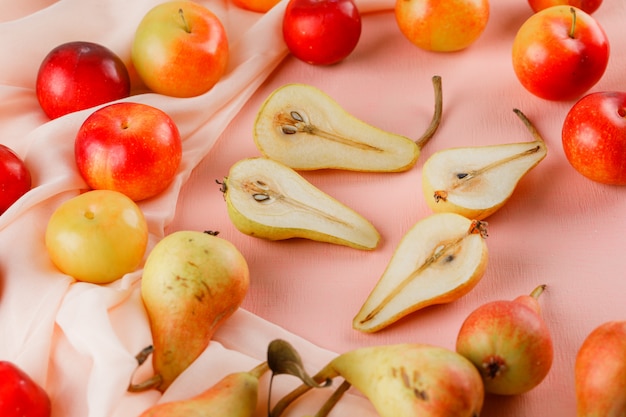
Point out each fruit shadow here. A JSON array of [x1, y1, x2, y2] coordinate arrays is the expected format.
[[487, 6, 531, 44], [486, 152, 565, 225], [354, 301, 470, 348], [480, 392, 527, 416]]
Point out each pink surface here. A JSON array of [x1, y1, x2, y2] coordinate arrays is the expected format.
[[1, 0, 625, 416]]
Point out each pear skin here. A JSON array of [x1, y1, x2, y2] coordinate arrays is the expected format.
[[220, 157, 381, 250], [271, 344, 484, 417], [325, 344, 484, 417], [139, 362, 269, 417], [353, 213, 488, 332], [253, 76, 442, 172], [421, 109, 547, 220], [455, 285, 553, 395], [131, 230, 250, 392], [575, 321, 626, 417]]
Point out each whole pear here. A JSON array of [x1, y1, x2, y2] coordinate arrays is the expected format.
[[455, 285, 553, 395], [132, 230, 249, 392], [138, 362, 268, 417], [575, 320, 626, 417], [272, 343, 484, 417]]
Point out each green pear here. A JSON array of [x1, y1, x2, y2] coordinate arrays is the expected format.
[[253, 76, 442, 171], [421, 109, 547, 220], [270, 343, 484, 417], [129, 230, 250, 393], [353, 213, 489, 333], [138, 362, 269, 417], [220, 157, 381, 250]]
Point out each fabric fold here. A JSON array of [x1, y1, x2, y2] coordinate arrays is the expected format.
[[0, 0, 392, 416]]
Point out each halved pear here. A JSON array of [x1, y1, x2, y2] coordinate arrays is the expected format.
[[353, 212, 488, 333], [253, 76, 442, 172], [220, 157, 381, 250], [421, 108, 547, 220]]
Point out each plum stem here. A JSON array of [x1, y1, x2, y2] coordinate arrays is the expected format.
[[179, 8, 191, 33], [569, 7, 577, 39]]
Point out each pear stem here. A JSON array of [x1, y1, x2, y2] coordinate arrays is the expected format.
[[530, 284, 547, 300], [569, 7, 577, 39], [127, 345, 164, 393], [134, 344, 154, 365], [128, 374, 163, 393], [513, 108, 545, 144], [415, 75, 443, 149], [270, 368, 337, 417], [314, 380, 352, 417], [249, 361, 270, 379], [270, 383, 315, 417]]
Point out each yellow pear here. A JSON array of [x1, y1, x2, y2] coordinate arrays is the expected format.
[[129, 230, 249, 392], [353, 212, 488, 333], [253, 76, 442, 171], [270, 343, 484, 417], [139, 362, 269, 417], [421, 109, 547, 220], [220, 157, 381, 250]]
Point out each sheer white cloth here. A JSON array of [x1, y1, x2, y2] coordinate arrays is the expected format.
[[0, 0, 390, 415]]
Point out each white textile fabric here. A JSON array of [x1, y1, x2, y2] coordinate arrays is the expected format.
[[0, 0, 389, 415]]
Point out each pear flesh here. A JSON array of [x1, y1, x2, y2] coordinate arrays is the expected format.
[[138, 362, 269, 417], [421, 108, 547, 220], [253, 83, 421, 172], [221, 157, 380, 250], [132, 231, 250, 392], [353, 213, 488, 333]]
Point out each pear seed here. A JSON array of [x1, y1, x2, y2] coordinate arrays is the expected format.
[[290, 110, 305, 122], [281, 125, 298, 135], [253, 193, 271, 202], [443, 254, 455, 263], [255, 180, 269, 190]]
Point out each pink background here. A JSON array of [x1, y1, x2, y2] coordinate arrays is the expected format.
[[169, 3, 626, 415], [1, 0, 625, 416]]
